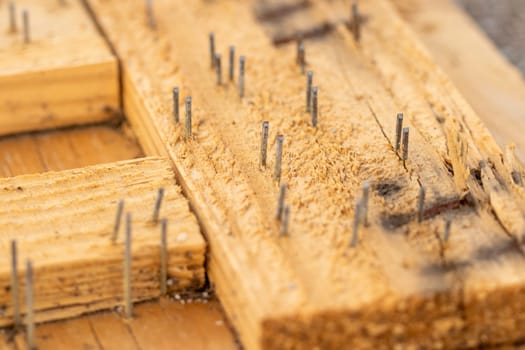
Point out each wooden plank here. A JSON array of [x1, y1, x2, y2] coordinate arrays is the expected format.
[[85, 0, 525, 348], [0, 125, 143, 177], [6, 299, 237, 350], [392, 0, 525, 161], [0, 0, 119, 136], [0, 157, 206, 327]]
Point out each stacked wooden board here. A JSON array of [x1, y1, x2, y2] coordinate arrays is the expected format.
[[1, 0, 525, 349]]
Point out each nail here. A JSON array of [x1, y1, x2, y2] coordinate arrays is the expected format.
[[352, 2, 360, 42], [185, 96, 192, 139], [239, 55, 245, 98], [276, 183, 287, 220], [296, 33, 303, 64], [152, 188, 164, 224], [280, 205, 290, 235], [362, 181, 370, 226], [274, 135, 284, 183], [124, 213, 133, 318], [10, 240, 20, 329], [112, 199, 124, 243], [417, 186, 425, 222], [9, 2, 16, 33], [209, 33, 215, 68], [25, 260, 35, 350], [160, 218, 168, 295], [298, 44, 305, 74], [306, 71, 313, 113], [311, 87, 318, 127], [22, 10, 29, 44], [443, 217, 452, 243], [146, 0, 156, 29], [216, 54, 222, 85], [395, 113, 403, 152], [229, 46, 235, 81], [351, 198, 363, 247], [260, 121, 269, 168], [173, 87, 179, 123], [402, 127, 409, 167]]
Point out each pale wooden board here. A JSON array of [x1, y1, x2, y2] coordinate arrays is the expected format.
[[0, 0, 119, 135], [0, 125, 143, 177], [392, 0, 525, 161], [85, 0, 525, 348], [0, 157, 206, 327], [1, 299, 237, 350]]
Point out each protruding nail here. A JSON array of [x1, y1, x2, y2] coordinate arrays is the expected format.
[[112, 199, 124, 243], [417, 186, 425, 222], [25, 260, 35, 350], [216, 54, 222, 85], [152, 188, 164, 224], [352, 2, 360, 42], [209, 33, 215, 68], [9, 2, 16, 33], [145, 0, 156, 30], [351, 198, 363, 247], [274, 135, 284, 183], [280, 205, 290, 235], [185, 97, 192, 139], [173, 87, 179, 123], [239, 56, 245, 98], [395, 113, 403, 152], [402, 127, 409, 167], [160, 218, 167, 295], [260, 121, 269, 168], [10, 240, 20, 329], [306, 71, 313, 113], [311, 87, 318, 127], [443, 217, 452, 243], [296, 33, 303, 64], [276, 183, 287, 220], [362, 181, 370, 226], [124, 213, 133, 318], [22, 10, 29, 44], [229, 46, 235, 81], [298, 44, 305, 74]]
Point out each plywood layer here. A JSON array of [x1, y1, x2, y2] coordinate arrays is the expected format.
[[86, 0, 525, 348], [0, 0, 119, 135], [0, 157, 205, 327]]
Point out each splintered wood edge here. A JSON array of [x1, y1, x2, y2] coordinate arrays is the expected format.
[[0, 0, 119, 135], [0, 157, 205, 327]]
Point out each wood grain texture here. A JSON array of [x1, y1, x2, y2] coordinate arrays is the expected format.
[[0, 0, 119, 135], [85, 0, 525, 348], [0, 299, 237, 350], [0, 125, 143, 177], [392, 0, 525, 161], [0, 157, 206, 327]]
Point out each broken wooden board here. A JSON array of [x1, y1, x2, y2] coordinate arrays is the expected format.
[[0, 157, 205, 327], [0, 0, 119, 136], [391, 0, 525, 161], [1, 299, 237, 350], [86, 0, 525, 348]]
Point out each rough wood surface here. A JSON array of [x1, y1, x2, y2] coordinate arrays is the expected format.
[[0, 0, 119, 135], [392, 0, 525, 160], [85, 0, 525, 348], [0, 157, 205, 327], [0, 299, 237, 350]]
